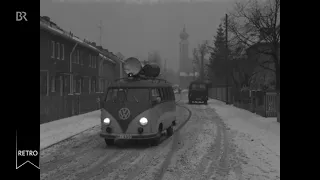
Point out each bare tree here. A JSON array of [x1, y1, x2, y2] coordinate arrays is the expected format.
[[197, 40, 210, 80], [192, 48, 199, 67], [192, 48, 200, 79], [228, 0, 280, 91]]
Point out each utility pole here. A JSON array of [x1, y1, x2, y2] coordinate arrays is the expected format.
[[200, 47, 204, 81], [225, 14, 229, 104], [199, 43, 205, 81], [193, 65, 196, 80], [164, 59, 167, 79], [98, 20, 103, 46]]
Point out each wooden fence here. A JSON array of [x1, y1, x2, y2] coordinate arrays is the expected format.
[[209, 87, 279, 119]]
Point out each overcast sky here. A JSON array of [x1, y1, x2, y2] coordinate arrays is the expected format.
[[40, 0, 234, 71]]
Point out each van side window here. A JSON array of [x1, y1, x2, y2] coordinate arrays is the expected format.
[[166, 87, 172, 101], [159, 88, 165, 101], [169, 87, 174, 100], [151, 88, 161, 101], [164, 88, 169, 101]]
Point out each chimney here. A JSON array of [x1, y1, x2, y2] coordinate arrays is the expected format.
[[92, 42, 96, 46], [97, 46, 103, 50]]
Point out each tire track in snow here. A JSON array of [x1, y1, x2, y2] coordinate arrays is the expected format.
[[158, 104, 218, 180], [157, 104, 235, 180], [154, 103, 192, 180]]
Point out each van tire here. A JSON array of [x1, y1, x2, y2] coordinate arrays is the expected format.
[[172, 120, 177, 126], [150, 134, 161, 146], [167, 126, 174, 137], [151, 125, 162, 146], [104, 139, 114, 146], [189, 100, 192, 104]]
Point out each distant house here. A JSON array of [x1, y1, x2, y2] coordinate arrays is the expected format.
[[245, 42, 280, 90]]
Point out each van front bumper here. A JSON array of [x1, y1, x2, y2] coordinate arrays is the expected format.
[[99, 133, 159, 140]]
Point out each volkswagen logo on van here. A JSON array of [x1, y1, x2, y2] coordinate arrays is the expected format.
[[118, 108, 131, 120]]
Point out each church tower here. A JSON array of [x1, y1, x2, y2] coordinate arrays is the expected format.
[[179, 25, 193, 88], [179, 25, 190, 75]]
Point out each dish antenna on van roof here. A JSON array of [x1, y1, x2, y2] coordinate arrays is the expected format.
[[123, 57, 142, 77], [123, 57, 161, 78], [141, 63, 160, 78]]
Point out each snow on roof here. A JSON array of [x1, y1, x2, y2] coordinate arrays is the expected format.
[[72, 36, 83, 43], [40, 17, 117, 64], [99, 54, 115, 64]]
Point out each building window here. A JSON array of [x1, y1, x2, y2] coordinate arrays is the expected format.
[[91, 78, 96, 93], [99, 79, 104, 93], [56, 42, 60, 59], [102, 79, 104, 92], [63, 75, 69, 94], [77, 50, 80, 64], [73, 78, 76, 93], [73, 52, 77, 63], [40, 73, 48, 96], [96, 56, 99, 68], [51, 76, 55, 92], [75, 77, 82, 94], [61, 44, 64, 60], [89, 54, 92, 67], [81, 77, 84, 93], [88, 78, 91, 93], [80, 52, 84, 65], [91, 56, 95, 68], [51, 41, 55, 58], [95, 56, 98, 68], [105, 80, 109, 91], [92, 56, 97, 68]]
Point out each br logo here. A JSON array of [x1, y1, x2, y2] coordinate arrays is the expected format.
[[16, 11, 28, 22]]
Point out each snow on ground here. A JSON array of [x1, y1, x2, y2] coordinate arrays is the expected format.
[[40, 110, 100, 150], [209, 99, 280, 179]]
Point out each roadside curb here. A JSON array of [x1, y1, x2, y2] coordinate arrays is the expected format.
[[40, 110, 100, 151]]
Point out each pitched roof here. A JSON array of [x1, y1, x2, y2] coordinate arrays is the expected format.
[[40, 16, 117, 64]]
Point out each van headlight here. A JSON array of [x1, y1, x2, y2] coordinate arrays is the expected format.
[[103, 118, 111, 125], [139, 117, 148, 126]]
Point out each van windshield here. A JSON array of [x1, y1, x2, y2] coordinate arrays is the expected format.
[[191, 84, 206, 90], [105, 88, 149, 102]]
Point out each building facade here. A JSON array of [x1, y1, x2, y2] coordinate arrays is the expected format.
[[40, 16, 121, 124]]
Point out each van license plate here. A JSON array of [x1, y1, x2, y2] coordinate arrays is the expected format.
[[119, 135, 132, 139]]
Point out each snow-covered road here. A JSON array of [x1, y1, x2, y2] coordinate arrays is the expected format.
[[40, 94, 280, 180]]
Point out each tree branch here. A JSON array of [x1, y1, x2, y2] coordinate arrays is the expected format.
[[259, 63, 276, 72]]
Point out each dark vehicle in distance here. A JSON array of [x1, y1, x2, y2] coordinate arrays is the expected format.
[[188, 81, 208, 105]]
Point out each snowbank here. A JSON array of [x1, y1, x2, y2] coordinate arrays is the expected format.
[[209, 99, 280, 179], [40, 111, 100, 150], [208, 99, 280, 156]]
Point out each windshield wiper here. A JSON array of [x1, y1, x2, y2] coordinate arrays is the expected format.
[[133, 95, 139, 103]]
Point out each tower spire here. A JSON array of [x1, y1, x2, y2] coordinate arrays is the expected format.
[[180, 24, 189, 40]]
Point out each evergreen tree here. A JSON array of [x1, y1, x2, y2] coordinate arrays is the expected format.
[[207, 23, 227, 79]]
